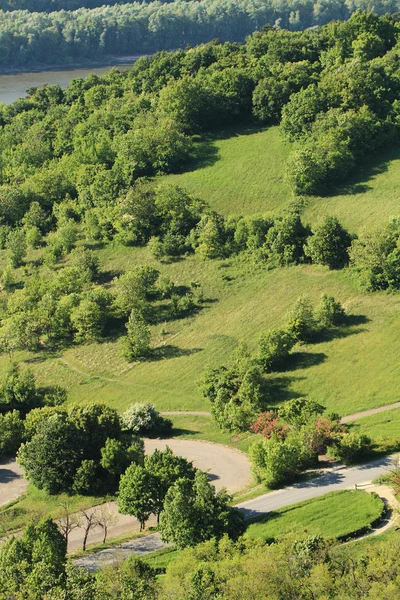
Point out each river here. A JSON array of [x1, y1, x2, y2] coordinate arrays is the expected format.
[[0, 62, 135, 105]]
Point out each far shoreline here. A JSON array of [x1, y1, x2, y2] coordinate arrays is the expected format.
[[0, 54, 145, 76]]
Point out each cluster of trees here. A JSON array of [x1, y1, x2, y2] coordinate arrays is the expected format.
[[249, 398, 372, 487], [0, 247, 203, 359], [157, 531, 400, 599], [0, 0, 398, 69], [0, 12, 398, 212], [350, 217, 400, 290], [201, 293, 348, 432], [0, 516, 162, 599], [282, 13, 400, 193], [17, 402, 144, 494], [118, 447, 244, 547], [3, 519, 400, 598], [0, 362, 66, 456]]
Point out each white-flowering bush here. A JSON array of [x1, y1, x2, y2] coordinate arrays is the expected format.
[[122, 403, 158, 433]]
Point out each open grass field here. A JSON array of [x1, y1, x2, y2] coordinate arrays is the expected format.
[[161, 126, 293, 217], [1, 124, 400, 438], [164, 124, 400, 234], [244, 490, 385, 543], [12, 257, 399, 420]]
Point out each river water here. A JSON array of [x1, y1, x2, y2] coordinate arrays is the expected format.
[[0, 63, 134, 105]]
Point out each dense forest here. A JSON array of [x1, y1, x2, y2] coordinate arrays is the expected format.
[[0, 0, 400, 69]]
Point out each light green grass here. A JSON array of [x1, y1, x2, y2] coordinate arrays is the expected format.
[[245, 490, 385, 542], [0, 484, 109, 535], [161, 126, 293, 216], [162, 125, 400, 234], [2, 126, 400, 429], [9, 257, 400, 419], [349, 408, 400, 450], [142, 546, 181, 571]]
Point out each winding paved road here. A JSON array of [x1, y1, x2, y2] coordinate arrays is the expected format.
[[74, 455, 396, 570], [238, 455, 394, 519]]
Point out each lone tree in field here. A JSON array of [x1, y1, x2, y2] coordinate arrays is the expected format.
[[122, 309, 151, 362]]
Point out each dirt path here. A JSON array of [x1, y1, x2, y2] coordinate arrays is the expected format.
[[341, 402, 400, 423], [0, 459, 27, 507], [66, 439, 251, 553], [161, 402, 400, 423], [74, 533, 168, 572], [74, 482, 400, 571], [344, 484, 398, 544]]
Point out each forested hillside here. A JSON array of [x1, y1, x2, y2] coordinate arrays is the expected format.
[[0, 0, 399, 69], [2, 14, 400, 598], [0, 10, 399, 421]]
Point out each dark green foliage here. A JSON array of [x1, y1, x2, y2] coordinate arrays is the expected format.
[[144, 447, 196, 521], [201, 346, 265, 432], [349, 218, 400, 290], [328, 432, 373, 464], [316, 293, 346, 328], [0, 362, 40, 413], [118, 464, 158, 530], [1, 2, 395, 70], [122, 310, 151, 362], [0, 410, 25, 456], [305, 216, 354, 269], [278, 398, 325, 427], [17, 403, 144, 495], [158, 470, 245, 548], [6, 228, 27, 268], [0, 518, 67, 598], [257, 328, 296, 372], [262, 213, 310, 266], [286, 295, 318, 342]]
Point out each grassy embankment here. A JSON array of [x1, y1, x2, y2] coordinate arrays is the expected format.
[[142, 489, 386, 572], [244, 490, 385, 543]]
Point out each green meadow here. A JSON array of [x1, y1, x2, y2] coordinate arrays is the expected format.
[[3, 124, 400, 440]]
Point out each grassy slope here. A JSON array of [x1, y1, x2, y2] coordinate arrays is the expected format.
[[245, 490, 384, 542], [2, 124, 400, 432], [350, 408, 400, 447]]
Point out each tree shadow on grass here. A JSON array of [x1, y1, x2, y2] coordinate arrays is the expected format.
[[312, 314, 370, 345], [148, 345, 202, 362], [169, 426, 202, 437], [96, 268, 123, 285], [264, 375, 306, 407], [282, 351, 327, 372], [319, 145, 400, 198], [180, 138, 220, 173]]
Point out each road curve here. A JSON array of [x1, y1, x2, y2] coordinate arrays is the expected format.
[[74, 455, 396, 571], [238, 455, 394, 519]]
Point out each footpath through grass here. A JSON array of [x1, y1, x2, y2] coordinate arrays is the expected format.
[[244, 490, 385, 543]]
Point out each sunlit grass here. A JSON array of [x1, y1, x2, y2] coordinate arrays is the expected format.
[[245, 490, 385, 542]]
